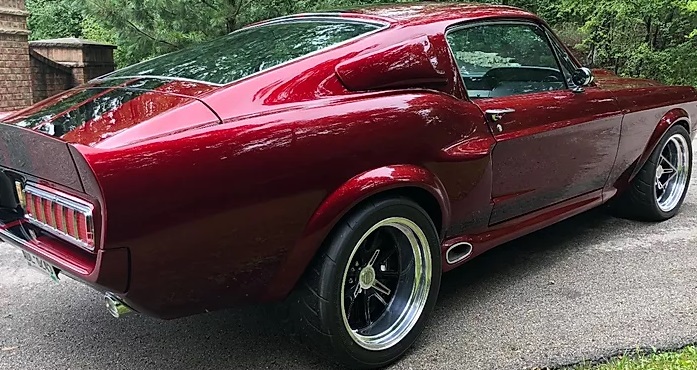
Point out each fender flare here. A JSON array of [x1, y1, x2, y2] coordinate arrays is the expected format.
[[262, 164, 450, 301], [630, 108, 691, 180], [304, 164, 450, 237]]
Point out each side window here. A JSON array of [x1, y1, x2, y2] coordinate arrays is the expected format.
[[547, 32, 580, 86], [446, 23, 567, 98]]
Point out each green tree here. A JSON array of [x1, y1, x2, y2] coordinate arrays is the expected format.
[[26, 0, 85, 40], [23, 0, 697, 86], [83, 0, 412, 66]]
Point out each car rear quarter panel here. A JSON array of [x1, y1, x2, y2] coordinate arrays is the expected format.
[[81, 91, 489, 318], [603, 84, 697, 196]]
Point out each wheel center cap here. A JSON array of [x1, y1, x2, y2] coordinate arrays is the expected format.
[[657, 166, 665, 178], [359, 266, 376, 289]]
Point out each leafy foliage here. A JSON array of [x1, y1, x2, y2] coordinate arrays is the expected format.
[[26, 0, 85, 40], [24, 0, 697, 86], [494, 0, 697, 86], [572, 346, 697, 370], [79, 0, 410, 67]]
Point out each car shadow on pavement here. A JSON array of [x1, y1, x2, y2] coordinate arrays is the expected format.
[[438, 208, 616, 302], [18, 208, 625, 370]]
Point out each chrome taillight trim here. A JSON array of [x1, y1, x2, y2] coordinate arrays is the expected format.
[[22, 182, 95, 252]]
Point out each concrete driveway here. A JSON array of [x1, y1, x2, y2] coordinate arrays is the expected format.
[[2, 153, 697, 370]]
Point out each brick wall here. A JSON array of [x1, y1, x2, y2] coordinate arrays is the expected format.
[[0, 0, 116, 109], [0, 0, 32, 111], [29, 49, 71, 102], [30, 38, 116, 87]]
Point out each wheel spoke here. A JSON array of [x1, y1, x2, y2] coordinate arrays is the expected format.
[[359, 231, 381, 261], [362, 293, 372, 326], [367, 249, 380, 267], [372, 291, 389, 307], [345, 292, 356, 321], [373, 279, 392, 296], [352, 281, 362, 298], [657, 181, 664, 191], [661, 172, 679, 189], [661, 154, 678, 172], [376, 247, 396, 265]]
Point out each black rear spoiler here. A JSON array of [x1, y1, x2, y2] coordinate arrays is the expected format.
[[0, 123, 91, 193]]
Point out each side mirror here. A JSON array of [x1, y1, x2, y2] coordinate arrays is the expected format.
[[572, 67, 594, 87]]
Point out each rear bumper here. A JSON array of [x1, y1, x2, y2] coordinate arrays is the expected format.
[[0, 217, 129, 294]]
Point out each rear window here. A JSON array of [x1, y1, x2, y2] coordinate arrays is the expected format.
[[104, 19, 383, 85]]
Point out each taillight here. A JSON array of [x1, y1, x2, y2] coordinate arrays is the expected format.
[[18, 182, 96, 252]]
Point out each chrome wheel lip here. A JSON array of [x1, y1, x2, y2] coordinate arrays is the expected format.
[[654, 133, 691, 212], [340, 217, 432, 352]]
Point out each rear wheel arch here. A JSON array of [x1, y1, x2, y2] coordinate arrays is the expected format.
[[350, 186, 445, 237], [264, 164, 450, 302], [305, 165, 450, 240]]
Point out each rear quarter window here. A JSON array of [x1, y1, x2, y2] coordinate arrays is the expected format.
[[105, 19, 383, 85]]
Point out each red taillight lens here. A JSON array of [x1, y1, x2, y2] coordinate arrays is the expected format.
[[20, 182, 96, 252], [66, 208, 77, 238], [53, 203, 64, 232], [77, 213, 89, 241], [42, 198, 53, 225]]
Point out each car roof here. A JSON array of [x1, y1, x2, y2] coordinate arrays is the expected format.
[[333, 2, 538, 26]]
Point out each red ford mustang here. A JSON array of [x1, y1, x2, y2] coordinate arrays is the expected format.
[[1, 3, 695, 368]]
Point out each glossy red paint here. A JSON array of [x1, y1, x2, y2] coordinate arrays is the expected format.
[[262, 164, 452, 300], [632, 109, 691, 178], [351, 3, 538, 26], [0, 216, 129, 293], [442, 189, 604, 272], [62, 81, 220, 147], [475, 88, 622, 224], [2, 79, 221, 149], [335, 35, 448, 91], [0, 3, 695, 320]]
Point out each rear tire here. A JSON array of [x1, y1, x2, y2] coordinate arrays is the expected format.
[[289, 197, 441, 369], [614, 125, 692, 221]]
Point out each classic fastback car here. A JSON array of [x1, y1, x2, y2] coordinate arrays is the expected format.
[[1, 2, 695, 368]]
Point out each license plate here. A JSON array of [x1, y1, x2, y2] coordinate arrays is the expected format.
[[22, 251, 59, 282]]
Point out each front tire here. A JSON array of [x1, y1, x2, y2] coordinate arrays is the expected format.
[[290, 197, 441, 369], [616, 125, 692, 221]]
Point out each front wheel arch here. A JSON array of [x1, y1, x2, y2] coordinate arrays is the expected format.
[[630, 109, 691, 181]]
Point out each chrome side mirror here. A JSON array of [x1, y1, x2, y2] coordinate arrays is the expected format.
[[572, 67, 594, 87]]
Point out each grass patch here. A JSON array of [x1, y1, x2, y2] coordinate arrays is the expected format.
[[571, 346, 697, 370]]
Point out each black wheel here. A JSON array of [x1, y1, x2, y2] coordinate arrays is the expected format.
[[615, 124, 692, 221], [289, 197, 441, 369]]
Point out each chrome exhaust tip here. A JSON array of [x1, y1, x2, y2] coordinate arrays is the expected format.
[[445, 242, 473, 265], [104, 293, 132, 318]]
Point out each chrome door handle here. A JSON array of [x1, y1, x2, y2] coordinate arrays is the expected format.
[[485, 108, 515, 122]]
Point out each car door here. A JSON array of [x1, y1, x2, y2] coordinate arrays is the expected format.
[[446, 20, 623, 224]]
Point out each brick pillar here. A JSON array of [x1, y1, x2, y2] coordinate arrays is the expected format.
[[29, 38, 116, 86], [0, 0, 33, 111]]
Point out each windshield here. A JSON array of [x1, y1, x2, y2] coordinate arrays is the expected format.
[[103, 19, 383, 85]]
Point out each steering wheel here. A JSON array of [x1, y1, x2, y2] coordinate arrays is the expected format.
[[542, 73, 562, 83]]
